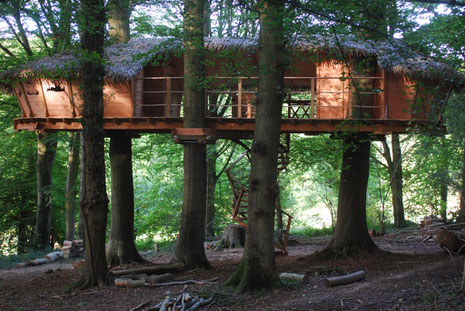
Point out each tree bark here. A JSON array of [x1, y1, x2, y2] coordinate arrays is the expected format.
[[106, 133, 144, 265], [107, 0, 131, 43], [390, 134, 406, 227], [173, 0, 211, 269], [206, 144, 218, 237], [76, 0, 109, 288], [226, 0, 287, 292], [458, 139, 465, 222], [77, 132, 86, 241], [33, 132, 57, 249], [65, 132, 80, 241], [317, 135, 378, 257]]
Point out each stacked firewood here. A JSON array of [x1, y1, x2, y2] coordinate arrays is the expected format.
[[419, 215, 445, 238], [418, 216, 465, 255], [128, 286, 214, 311], [61, 240, 84, 258]]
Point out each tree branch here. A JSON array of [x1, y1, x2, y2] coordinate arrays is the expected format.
[[407, 0, 465, 6]]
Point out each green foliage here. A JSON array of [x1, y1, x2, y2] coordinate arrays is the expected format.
[[292, 226, 333, 238], [0, 247, 54, 269]]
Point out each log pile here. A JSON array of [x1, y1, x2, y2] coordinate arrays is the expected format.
[[419, 215, 445, 238], [61, 240, 84, 258], [128, 286, 214, 311]]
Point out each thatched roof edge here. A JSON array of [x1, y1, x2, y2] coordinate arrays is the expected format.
[[1, 35, 462, 92]]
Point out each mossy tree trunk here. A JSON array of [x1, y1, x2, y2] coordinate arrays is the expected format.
[[226, 0, 287, 292], [173, 0, 211, 269], [33, 132, 57, 249], [76, 0, 109, 288], [65, 132, 80, 241]]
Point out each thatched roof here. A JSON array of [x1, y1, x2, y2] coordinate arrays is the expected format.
[[1, 35, 462, 90]]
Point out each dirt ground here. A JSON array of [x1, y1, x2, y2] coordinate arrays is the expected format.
[[1, 232, 465, 311]]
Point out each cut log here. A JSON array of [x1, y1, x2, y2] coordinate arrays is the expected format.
[[146, 273, 173, 283], [112, 262, 185, 276], [30, 258, 49, 266], [212, 224, 245, 251], [325, 270, 366, 287], [115, 278, 146, 288], [279, 272, 305, 282], [159, 291, 172, 311], [435, 228, 465, 254], [186, 297, 213, 311], [45, 251, 63, 262]]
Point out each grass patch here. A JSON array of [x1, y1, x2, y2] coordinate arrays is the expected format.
[[291, 226, 333, 238]]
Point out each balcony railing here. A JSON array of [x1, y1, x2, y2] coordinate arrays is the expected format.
[[134, 74, 386, 120]]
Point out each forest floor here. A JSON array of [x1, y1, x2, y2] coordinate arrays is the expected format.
[[1, 231, 465, 311]]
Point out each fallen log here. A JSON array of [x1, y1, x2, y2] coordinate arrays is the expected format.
[[45, 251, 63, 262], [325, 270, 366, 287], [112, 262, 185, 277], [114, 278, 146, 288], [148, 277, 218, 287], [146, 273, 173, 283]]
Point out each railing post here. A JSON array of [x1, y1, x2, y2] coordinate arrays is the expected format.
[[310, 78, 315, 118], [382, 69, 387, 120], [165, 77, 171, 117], [238, 77, 242, 118]]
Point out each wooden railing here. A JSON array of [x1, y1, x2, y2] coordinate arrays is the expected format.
[[134, 74, 385, 120]]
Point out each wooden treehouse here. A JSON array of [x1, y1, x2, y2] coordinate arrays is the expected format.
[[1, 36, 457, 138], [1, 36, 459, 254]]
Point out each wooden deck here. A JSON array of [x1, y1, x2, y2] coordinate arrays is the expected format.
[[12, 73, 445, 137]]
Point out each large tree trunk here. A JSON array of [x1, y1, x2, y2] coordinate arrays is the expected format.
[[106, 133, 144, 265], [390, 134, 406, 227], [33, 132, 57, 249], [173, 0, 210, 269], [65, 132, 80, 241], [105, 0, 142, 266], [77, 132, 86, 241], [226, 0, 287, 292], [76, 0, 109, 289], [458, 139, 465, 222], [318, 135, 378, 257], [107, 0, 131, 43], [206, 144, 218, 237]]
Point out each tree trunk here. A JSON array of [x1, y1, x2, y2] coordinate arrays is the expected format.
[[391, 134, 405, 227], [65, 132, 80, 241], [226, 0, 287, 292], [440, 181, 448, 221], [106, 133, 144, 265], [107, 0, 131, 43], [458, 139, 465, 222], [206, 144, 217, 237], [173, 0, 210, 269], [76, 0, 109, 288], [77, 132, 86, 241], [33, 132, 57, 249], [317, 135, 378, 257]]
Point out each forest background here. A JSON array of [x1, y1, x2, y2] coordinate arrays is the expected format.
[[0, 0, 464, 260]]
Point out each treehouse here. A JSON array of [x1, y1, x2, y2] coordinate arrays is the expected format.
[[1, 36, 460, 139]]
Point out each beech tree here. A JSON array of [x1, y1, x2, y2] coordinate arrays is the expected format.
[[106, 0, 144, 266], [77, 0, 109, 288], [226, 0, 288, 291], [65, 133, 79, 241], [173, 0, 211, 268]]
